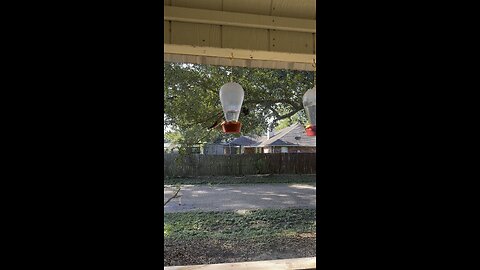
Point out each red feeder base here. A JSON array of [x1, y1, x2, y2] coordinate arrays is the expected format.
[[222, 121, 242, 134], [305, 125, 316, 136]]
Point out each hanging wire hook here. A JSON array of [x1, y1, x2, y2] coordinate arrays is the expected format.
[[230, 53, 234, 82]]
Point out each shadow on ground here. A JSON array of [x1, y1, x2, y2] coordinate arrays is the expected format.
[[164, 184, 316, 213]]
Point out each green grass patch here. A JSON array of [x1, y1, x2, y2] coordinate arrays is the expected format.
[[164, 208, 316, 240], [164, 174, 316, 185]]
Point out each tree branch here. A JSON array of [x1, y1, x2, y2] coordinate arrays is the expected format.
[[275, 108, 303, 121], [250, 99, 303, 125], [270, 107, 304, 128], [244, 99, 302, 111], [164, 186, 181, 206], [198, 111, 223, 125]]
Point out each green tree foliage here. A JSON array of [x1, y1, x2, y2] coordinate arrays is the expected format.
[[274, 111, 308, 131], [164, 63, 313, 148]]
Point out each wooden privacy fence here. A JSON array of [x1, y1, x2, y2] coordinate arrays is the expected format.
[[164, 153, 316, 177]]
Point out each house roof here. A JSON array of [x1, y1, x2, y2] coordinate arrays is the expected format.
[[225, 123, 316, 147], [228, 136, 261, 146], [256, 123, 316, 147]]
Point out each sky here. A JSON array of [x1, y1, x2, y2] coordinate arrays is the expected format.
[[164, 114, 173, 133]]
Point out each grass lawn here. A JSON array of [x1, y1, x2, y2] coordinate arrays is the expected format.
[[164, 174, 316, 185], [164, 208, 316, 266]]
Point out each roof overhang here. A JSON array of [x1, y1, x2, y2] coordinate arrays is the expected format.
[[164, 0, 316, 71]]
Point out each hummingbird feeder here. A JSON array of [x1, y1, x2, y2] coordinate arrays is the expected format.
[[303, 86, 316, 136], [219, 82, 244, 134]]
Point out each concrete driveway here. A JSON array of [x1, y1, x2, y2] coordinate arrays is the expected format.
[[164, 183, 316, 213]]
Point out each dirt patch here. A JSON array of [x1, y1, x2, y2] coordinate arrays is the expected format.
[[164, 234, 316, 266]]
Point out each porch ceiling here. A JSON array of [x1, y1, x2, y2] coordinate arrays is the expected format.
[[164, 0, 316, 71]]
